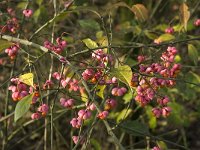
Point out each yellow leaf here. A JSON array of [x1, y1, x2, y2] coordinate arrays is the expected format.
[[19, 73, 34, 86], [180, 3, 190, 31], [82, 38, 98, 49], [97, 36, 108, 53], [132, 4, 148, 22], [96, 85, 106, 99], [157, 34, 175, 42], [110, 65, 132, 86]]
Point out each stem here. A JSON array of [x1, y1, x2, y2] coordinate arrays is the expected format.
[[50, 64, 65, 150]]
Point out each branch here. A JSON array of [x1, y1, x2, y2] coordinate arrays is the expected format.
[[1, 35, 61, 59], [0, 34, 125, 149], [68, 36, 200, 58]]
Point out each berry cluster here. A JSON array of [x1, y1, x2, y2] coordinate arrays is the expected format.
[[8, 78, 39, 103], [136, 46, 181, 117], [69, 104, 94, 129], [9, 77, 50, 120], [82, 49, 115, 84], [60, 98, 74, 108], [111, 87, 127, 96], [44, 37, 67, 54], [0, 8, 19, 34], [5, 44, 19, 59], [31, 104, 49, 120], [52, 72, 80, 92]]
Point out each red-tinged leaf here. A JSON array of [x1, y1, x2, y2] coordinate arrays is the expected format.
[[132, 4, 148, 22]]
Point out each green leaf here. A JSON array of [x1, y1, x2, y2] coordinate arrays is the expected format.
[[180, 3, 190, 31], [33, 6, 47, 23], [96, 85, 106, 99], [78, 19, 100, 31], [14, 94, 34, 122], [168, 102, 189, 127], [110, 65, 132, 86], [82, 38, 98, 49], [0, 40, 13, 52], [117, 109, 132, 123], [154, 24, 168, 31], [123, 90, 133, 103], [125, 58, 138, 67], [121, 120, 149, 136], [133, 25, 142, 35], [185, 71, 200, 89], [53, 12, 68, 22], [132, 4, 148, 22], [17, 2, 28, 9], [188, 44, 198, 65], [90, 138, 101, 150], [74, 0, 86, 6], [173, 24, 183, 32], [36, 0, 43, 5], [146, 106, 157, 129], [144, 30, 158, 40], [33, 8, 41, 23], [19, 73, 34, 86], [157, 141, 168, 149]]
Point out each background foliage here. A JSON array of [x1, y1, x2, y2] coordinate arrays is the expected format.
[[0, 0, 200, 149]]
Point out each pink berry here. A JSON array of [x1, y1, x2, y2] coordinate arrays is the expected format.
[[72, 136, 84, 144], [17, 83, 27, 91], [194, 19, 200, 26], [60, 98, 66, 106], [98, 111, 109, 119], [120, 87, 127, 94], [152, 146, 161, 150], [88, 103, 96, 111], [19, 90, 29, 99], [152, 108, 162, 118], [70, 118, 82, 128], [31, 112, 41, 120], [78, 109, 91, 120], [38, 104, 49, 113], [162, 107, 171, 117], [105, 98, 117, 110], [23, 9, 33, 18], [157, 96, 169, 106], [12, 92, 20, 101], [69, 79, 79, 91], [117, 88, 124, 96], [137, 55, 145, 63], [8, 85, 17, 92], [165, 27, 174, 34], [52, 72, 62, 80], [111, 77, 117, 83]]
